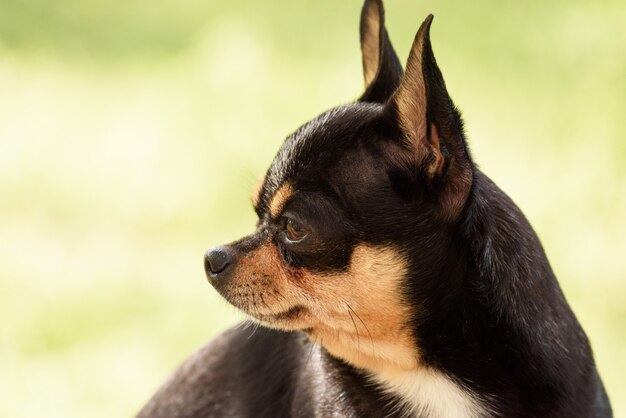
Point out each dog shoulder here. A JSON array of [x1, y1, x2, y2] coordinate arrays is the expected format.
[[135, 324, 306, 418]]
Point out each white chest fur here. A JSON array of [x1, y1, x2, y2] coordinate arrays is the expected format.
[[372, 367, 490, 418]]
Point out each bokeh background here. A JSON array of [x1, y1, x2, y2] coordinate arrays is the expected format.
[[1, 0, 624, 416]]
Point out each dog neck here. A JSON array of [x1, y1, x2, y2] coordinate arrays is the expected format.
[[306, 320, 419, 375], [371, 367, 490, 418], [306, 328, 489, 418]]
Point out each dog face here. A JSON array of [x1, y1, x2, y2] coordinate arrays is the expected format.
[[204, 0, 473, 374]]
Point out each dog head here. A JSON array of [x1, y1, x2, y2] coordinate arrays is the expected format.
[[204, 0, 473, 374]]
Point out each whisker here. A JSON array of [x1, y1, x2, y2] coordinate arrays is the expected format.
[[305, 336, 318, 369], [259, 293, 273, 314], [247, 322, 261, 340], [346, 302, 361, 352], [346, 302, 376, 356]]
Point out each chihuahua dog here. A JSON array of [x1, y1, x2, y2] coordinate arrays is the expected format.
[[137, 1, 611, 417]]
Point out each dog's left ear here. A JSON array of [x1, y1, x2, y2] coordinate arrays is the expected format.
[[358, 0, 403, 103], [386, 15, 473, 220]]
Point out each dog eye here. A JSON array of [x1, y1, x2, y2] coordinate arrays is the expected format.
[[285, 218, 310, 243]]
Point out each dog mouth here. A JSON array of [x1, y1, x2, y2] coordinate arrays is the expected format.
[[251, 305, 307, 322]]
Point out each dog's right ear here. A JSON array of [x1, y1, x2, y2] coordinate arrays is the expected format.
[[358, 0, 403, 103]]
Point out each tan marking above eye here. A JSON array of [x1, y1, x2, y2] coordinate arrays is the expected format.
[[251, 174, 265, 208], [268, 182, 294, 218]]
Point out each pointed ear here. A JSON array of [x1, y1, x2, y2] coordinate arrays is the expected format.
[[388, 15, 473, 219], [358, 0, 403, 103]]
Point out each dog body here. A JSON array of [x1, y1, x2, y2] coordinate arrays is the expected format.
[[138, 326, 490, 418], [137, 1, 611, 416]]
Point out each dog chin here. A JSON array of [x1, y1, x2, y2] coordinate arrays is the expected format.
[[248, 305, 311, 330]]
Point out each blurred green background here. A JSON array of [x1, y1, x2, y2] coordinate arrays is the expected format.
[[0, 0, 624, 416]]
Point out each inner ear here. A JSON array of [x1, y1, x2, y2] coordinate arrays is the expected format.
[[360, 1, 381, 87], [385, 15, 473, 220], [427, 123, 445, 177], [358, 0, 403, 104]]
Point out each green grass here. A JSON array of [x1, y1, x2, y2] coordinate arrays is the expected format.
[[0, 0, 625, 416]]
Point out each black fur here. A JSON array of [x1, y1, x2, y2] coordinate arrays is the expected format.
[[138, 326, 407, 418], [358, 0, 403, 103], [137, 2, 611, 417]]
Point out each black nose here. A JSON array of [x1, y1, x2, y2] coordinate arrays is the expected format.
[[204, 246, 233, 279]]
